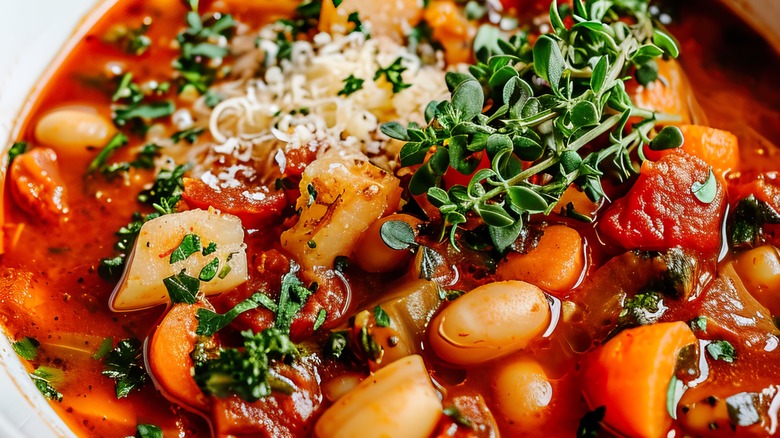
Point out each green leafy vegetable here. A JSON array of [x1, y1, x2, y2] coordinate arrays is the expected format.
[[706, 340, 736, 363], [690, 316, 707, 333], [174, 11, 236, 94], [171, 127, 204, 144], [338, 74, 365, 97], [30, 367, 64, 402], [92, 337, 115, 360], [8, 141, 28, 166], [194, 328, 298, 402], [199, 257, 220, 281], [135, 424, 163, 438], [619, 292, 667, 327], [373, 305, 391, 328], [196, 293, 270, 336], [325, 330, 349, 359], [374, 57, 411, 93], [12, 337, 40, 361], [729, 195, 780, 248], [202, 242, 218, 256], [101, 338, 148, 398], [163, 270, 201, 304], [379, 220, 417, 250], [170, 234, 203, 264], [313, 309, 327, 331], [577, 405, 606, 438], [274, 263, 316, 333]]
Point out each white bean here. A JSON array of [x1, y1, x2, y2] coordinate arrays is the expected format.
[[314, 355, 442, 438], [733, 245, 780, 314], [429, 281, 550, 365], [492, 356, 552, 427], [34, 107, 116, 155]]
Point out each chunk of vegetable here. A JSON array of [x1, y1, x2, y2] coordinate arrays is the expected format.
[[9, 148, 69, 223], [629, 59, 693, 125], [318, 0, 422, 41], [182, 178, 287, 229], [733, 245, 780, 315], [352, 214, 421, 273], [492, 356, 553, 428], [148, 303, 209, 412], [645, 125, 739, 175], [34, 107, 116, 156], [495, 225, 585, 294], [429, 281, 550, 365], [110, 208, 248, 311], [314, 355, 442, 438], [581, 321, 697, 438], [281, 152, 400, 270], [423, 1, 477, 65], [598, 151, 726, 253]]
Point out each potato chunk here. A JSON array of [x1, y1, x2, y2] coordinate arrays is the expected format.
[[281, 151, 400, 270], [110, 208, 248, 311]]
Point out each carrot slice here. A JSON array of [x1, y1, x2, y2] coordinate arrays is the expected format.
[[581, 321, 697, 438], [148, 303, 209, 412], [645, 125, 739, 174]]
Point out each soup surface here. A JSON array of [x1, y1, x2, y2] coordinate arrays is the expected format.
[[2, 0, 780, 437]]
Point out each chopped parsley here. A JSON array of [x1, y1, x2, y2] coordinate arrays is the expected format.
[[618, 292, 667, 327], [7, 141, 28, 166], [171, 127, 205, 144], [92, 337, 114, 360], [199, 257, 220, 281], [174, 11, 236, 94], [338, 74, 364, 97], [373, 305, 391, 328], [104, 21, 152, 56], [706, 340, 736, 363], [194, 328, 298, 402], [196, 292, 270, 336], [730, 195, 780, 248], [101, 338, 148, 399], [202, 242, 218, 256], [163, 270, 201, 304], [170, 233, 202, 263], [374, 57, 411, 94], [347, 11, 368, 35], [135, 424, 163, 438], [12, 337, 40, 361], [86, 132, 129, 174], [313, 309, 327, 331], [30, 367, 64, 402]]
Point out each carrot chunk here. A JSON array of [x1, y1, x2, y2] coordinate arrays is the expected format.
[[9, 148, 69, 223], [581, 321, 697, 438], [645, 125, 739, 174]]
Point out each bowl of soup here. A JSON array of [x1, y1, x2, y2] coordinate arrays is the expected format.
[[1, 0, 779, 437]]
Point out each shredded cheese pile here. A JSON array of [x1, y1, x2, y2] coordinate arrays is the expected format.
[[188, 25, 449, 191]]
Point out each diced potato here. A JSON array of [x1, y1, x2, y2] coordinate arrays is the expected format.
[[314, 355, 442, 438], [110, 208, 248, 311], [281, 151, 400, 270]]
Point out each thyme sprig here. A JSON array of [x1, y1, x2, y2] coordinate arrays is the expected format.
[[382, 0, 683, 251]]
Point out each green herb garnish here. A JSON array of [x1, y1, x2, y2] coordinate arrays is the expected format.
[[374, 57, 411, 93], [12, 337, 40, 361], [101, 338, 148, 398], [338, 74, 365, 97]]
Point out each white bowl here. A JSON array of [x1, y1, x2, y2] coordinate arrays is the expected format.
[[0, 1, 778, 437]]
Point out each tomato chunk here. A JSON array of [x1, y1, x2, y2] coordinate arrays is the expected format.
[[182, 177, 287, 229], [598, 151, 726, 253], [9, 147, 69, 223]]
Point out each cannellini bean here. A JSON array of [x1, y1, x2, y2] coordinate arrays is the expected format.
[[733, 245, 780, 314], [34, 107, 116, 155], [492, 356, 553, 427], [314, 355, 442, 438], [429, 281, 550, 365], [496, 225, 585, 294], [352, 214, 421, 273], [110, 208, 248, 311]]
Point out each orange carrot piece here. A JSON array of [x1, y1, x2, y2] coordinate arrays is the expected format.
[[630, 59, 692, 125], [8, 148, 69, 223], [645, 125, 739, 175], [581, 321, 697, 438], [148, 303, 210, 412]]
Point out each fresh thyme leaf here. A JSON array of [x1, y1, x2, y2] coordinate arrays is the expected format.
[[30, 367, 64, 402], [196, 293, 269, 336], [194, 328, 298, 402], [374, 57, 411, 93], [338, 74, 364, 97], [7, 141, 28, 166], [199, 257, 220, 281], [691, 168, 717, 204], [163, 270, 200, 304], [706, 340, 736, 363], [101, 338, 148, 398], [650, 125, 684, 151], [12, 337, 40, 361], [373, 305, 391, 328], [170, 233, 202, 264], [135, 424, 163, 438], [379, 220, 417, 250]]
